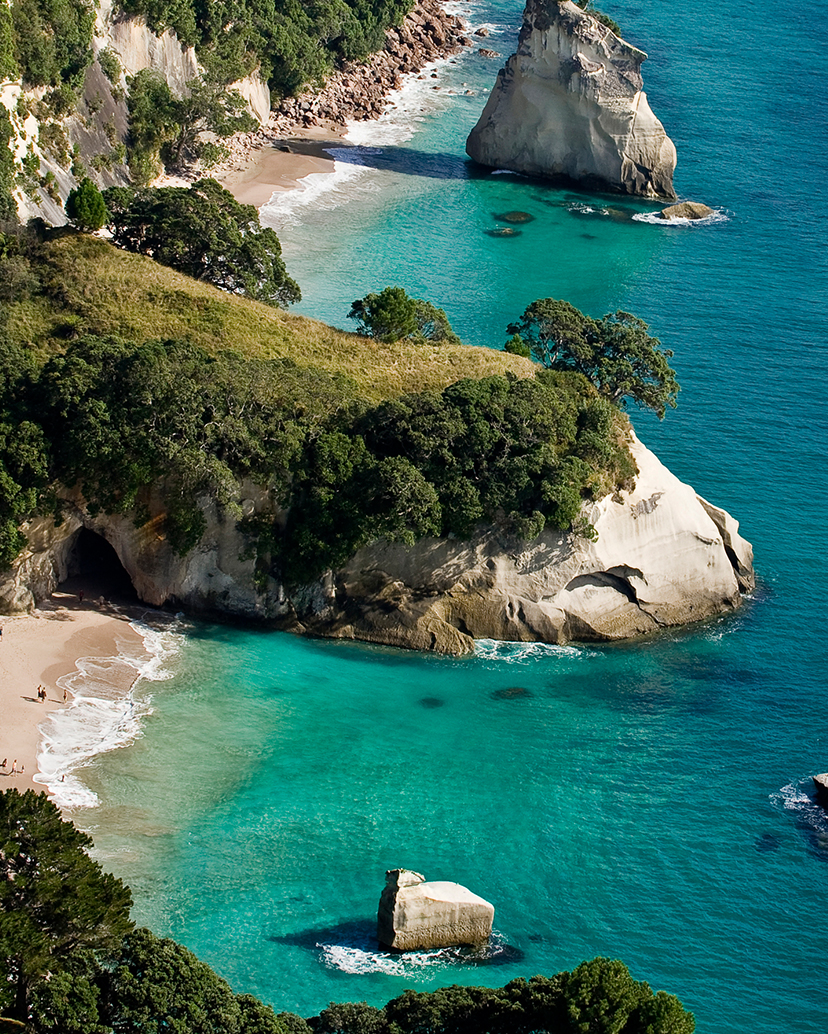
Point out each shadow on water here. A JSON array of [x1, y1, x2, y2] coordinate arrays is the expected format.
[[269, 918, 524, 968]]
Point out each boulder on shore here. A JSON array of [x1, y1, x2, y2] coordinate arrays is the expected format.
[[814, 773, 828, 809], [377, 869, 494, 950], [660, 202, 714, 221], [466, 0, 676, 198]]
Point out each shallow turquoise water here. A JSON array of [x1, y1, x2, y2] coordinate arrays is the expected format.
[[77, 1, 827, 1030]]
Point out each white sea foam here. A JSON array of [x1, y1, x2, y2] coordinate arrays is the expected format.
[[33, 613, 184, 809], [632, 209, 730, 226], [319, 929, 513, 974], [473, 638, 589, 663], [260, 50, 464, 229]]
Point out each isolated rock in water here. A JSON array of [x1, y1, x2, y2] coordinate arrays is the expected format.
[[466, 0, 676, 198], [496, 210, 535, 223], [660, 202, 714, 220], [377, 869, 494, 950], [814, 774, 828, 809]]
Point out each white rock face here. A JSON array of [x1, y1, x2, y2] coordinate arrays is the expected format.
[[0, 435, 753, 655], [314, 432, 754, 653], [377, 870, 494, 950], [466, 0, 676, 197]]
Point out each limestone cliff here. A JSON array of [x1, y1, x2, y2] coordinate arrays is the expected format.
[[0, 434, 754, 656], [466, 0, 676, 198]]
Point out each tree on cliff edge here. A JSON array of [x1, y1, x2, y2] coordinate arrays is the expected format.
[[507, 298, 679, 418]]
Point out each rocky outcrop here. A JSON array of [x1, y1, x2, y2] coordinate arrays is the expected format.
[[299, 432, 754, 653], [377, 870, 494, 950], [814, 774, 828, 809], [660, 202, 714, 221], [466, 0, 676, 198], [0, 434, 754, 655]]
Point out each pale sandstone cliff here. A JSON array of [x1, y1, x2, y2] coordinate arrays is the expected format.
[[0, 434, 753, 656], [466, 0, 676, 197]]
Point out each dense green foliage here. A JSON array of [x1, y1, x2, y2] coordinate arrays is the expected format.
[[103, 179, 300, 307], [0, 3, 16, 80], [125, 69, 257, 182], [119, 0, 416, 95], [507, 299, 680, 419], [0, 789, 133, 1024], [8, 0, 95, 87], [282, 370, 635, 580], [348, 287, 461, 346], [65, 177, 108, 231], [0, 107, 15, 223], [1, 790, 693, 1034]]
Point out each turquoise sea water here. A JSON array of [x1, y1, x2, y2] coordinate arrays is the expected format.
[[64, 1, 827, 1031]]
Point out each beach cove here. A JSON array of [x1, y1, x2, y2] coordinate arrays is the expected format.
[[10, 0, 827, 1031]]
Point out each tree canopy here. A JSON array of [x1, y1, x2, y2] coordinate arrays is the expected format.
[[102, 179, 301, 307], [65, 177, 108, 232], [0, 789, 133, 1024], [348, 287, 461, 345], [507, 299, 679, 419]]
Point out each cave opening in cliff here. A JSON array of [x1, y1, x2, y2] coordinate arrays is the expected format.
[[59, 528, 139, 604]]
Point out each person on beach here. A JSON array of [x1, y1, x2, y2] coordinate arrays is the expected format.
[[63, 688, 67, 703], [78, 590, 84, 603], [1, 759, 6, 769], [10, 760, 16, 774]]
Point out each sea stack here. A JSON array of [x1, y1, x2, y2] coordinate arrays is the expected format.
[[377, 869, 494, 950], [814, 773, 828, 809], [466, 0, 677, 198]]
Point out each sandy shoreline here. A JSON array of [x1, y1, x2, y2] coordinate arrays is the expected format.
[[0, 591, 144, 796], [217, 123, 350, 209]]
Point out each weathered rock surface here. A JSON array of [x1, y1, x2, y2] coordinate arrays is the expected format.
[[814, 774, 828, 809], [377, 870, 494, 950], [300, 432, 754, 653], [466, 0, 676, 197], [0, 434, 754, 655], [660, 202, 714, 221]]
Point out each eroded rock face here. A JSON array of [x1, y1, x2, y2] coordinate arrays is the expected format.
[[305, 432, 754, 653], [0, 435, 754, 655], [466, 0, 676, 197], [377, 870, 494, 950]]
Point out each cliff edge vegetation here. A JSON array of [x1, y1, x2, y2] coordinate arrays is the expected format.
[[0, 227, 636, 586]]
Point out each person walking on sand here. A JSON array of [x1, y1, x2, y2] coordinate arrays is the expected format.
[[1, 759, 6, 769], [63, 688, 67, 703], [10, 760, 16, 775], [78, 589, 84, 603]]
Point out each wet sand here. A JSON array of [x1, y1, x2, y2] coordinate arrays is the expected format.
[[0, 592, 142, 795]]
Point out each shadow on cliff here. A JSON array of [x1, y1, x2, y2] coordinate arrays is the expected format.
[[269, 917, 524, 967]]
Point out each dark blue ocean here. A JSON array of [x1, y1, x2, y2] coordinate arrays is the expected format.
[[59, 2, 828, 1030]]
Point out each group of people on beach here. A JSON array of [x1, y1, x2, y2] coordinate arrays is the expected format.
[[1, 758, 23, 776]]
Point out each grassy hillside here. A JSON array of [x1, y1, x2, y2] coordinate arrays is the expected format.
[[5, 233, 534, 401]]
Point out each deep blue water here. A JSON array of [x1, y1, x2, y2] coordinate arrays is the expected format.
[[74, 2, 827, 1031]]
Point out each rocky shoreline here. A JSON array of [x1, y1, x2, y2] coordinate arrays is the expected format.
[[211, 0, 475, 177]]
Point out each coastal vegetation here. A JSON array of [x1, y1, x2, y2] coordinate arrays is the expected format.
[[506, 299, 679, 419], [348, 286, 461, 346], [0, 228, 634, 578], [102, 179, 301, 307], [119, 0, 418, 94], [0, 789, 695, 1034]]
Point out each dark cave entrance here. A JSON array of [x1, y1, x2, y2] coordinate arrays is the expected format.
[[58, 527, 139, 605]]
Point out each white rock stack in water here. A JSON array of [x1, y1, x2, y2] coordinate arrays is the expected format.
[[377, 869, 494, 950], [466, 0, 676, 197]]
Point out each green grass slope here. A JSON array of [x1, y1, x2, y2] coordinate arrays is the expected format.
[[5, 233, 534, 401]]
